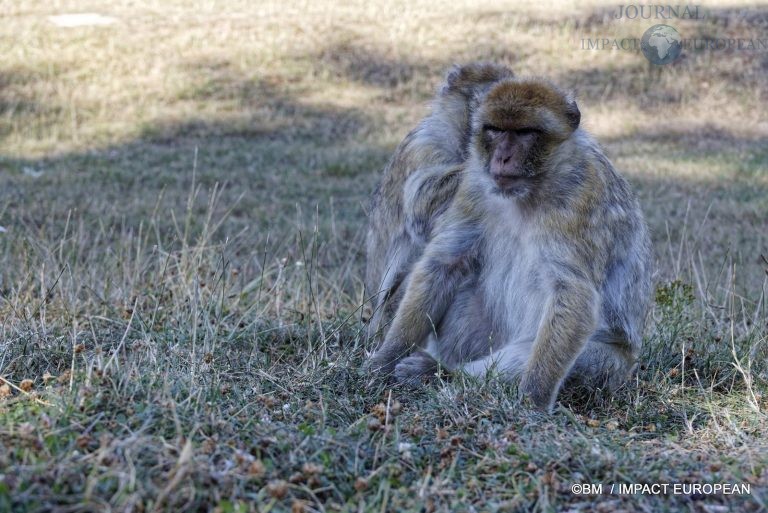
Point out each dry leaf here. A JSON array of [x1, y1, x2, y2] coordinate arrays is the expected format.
[[354, 477, 368, 492], [266, 479, 288, 499], [249, 460, 266, 478]]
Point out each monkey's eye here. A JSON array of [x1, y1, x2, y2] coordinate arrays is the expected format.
[[514, 128, 541, 136], [483, 125, 504, 139]]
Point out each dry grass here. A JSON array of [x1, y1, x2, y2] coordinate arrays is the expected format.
[[0, 1, 767, 511]]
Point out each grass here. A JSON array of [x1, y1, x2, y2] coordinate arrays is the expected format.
[[0, 0, 767, 511]]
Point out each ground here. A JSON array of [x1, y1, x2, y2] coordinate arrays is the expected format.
[[0, 1, 767, 512]]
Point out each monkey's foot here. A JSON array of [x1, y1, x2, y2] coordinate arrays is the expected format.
[[394, 351, 440, 386], [364, 352, 398, 376]]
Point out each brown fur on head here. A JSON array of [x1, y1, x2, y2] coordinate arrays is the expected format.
[[477, 79, 580, 141]]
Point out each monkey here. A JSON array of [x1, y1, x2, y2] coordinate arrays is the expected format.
[[365, 62, 514, 343], [366, 75, 653, 411]]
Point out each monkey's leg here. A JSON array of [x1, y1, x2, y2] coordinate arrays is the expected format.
[[568, 328, 637, 391], [393, 280, 491, 385], [519, 279, 598, 411], [460, 341, 531, 379], [431, 278, 495, 368]]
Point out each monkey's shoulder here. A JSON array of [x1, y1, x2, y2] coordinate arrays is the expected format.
[[552, 135, 641, 221]]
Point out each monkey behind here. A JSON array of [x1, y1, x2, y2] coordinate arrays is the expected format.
[[365, 63, 514, 343]]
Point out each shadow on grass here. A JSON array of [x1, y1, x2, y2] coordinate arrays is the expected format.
[[313, 42, 437, 90], [0, 55, 390, 238]]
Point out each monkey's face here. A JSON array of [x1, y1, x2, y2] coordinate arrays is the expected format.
[[481, 126, 543, 196], [472, 79, 580, 197]]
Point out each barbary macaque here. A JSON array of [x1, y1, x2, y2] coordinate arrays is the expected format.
[[366, 71, 653, 411]]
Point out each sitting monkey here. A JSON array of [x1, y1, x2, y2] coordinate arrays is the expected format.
[[366, 66, 652, 411]]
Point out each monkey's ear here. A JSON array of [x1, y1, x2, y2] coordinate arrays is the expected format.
[[440, 64, 464, 95], [564, 94, 581, 130]]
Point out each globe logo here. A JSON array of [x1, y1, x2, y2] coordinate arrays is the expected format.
[[641, 24, 682, 65]]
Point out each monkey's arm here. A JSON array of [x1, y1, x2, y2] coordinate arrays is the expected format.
[[366, 221, 479, 375], [520, 267, 599, 411]]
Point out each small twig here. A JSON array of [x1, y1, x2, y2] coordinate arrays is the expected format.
[[152, 435, 195, 513], [103, 298, 139, 373]]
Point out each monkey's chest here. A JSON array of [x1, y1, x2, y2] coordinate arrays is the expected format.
[[480, 231, 548, 341]]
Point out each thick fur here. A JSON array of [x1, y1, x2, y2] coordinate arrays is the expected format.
[[365, 63, 513, 341], [367, 76, 653, 411]]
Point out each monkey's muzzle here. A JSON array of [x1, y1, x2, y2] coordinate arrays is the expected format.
[[492, 174, 533, 196]]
